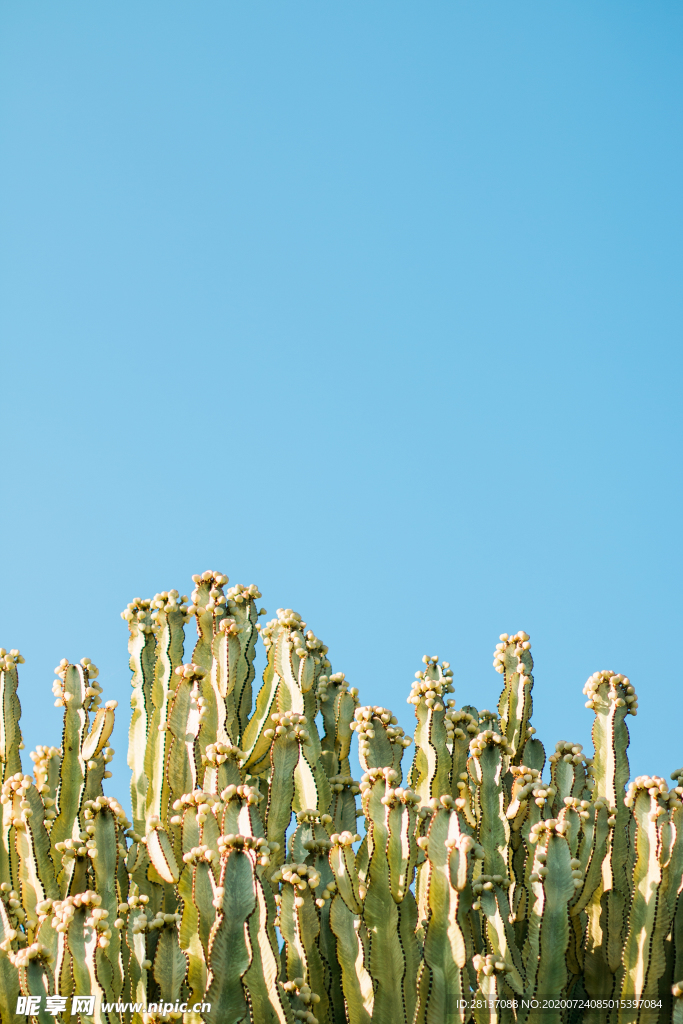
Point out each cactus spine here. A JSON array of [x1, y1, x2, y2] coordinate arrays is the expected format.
[[0, 583, 680, 1023]]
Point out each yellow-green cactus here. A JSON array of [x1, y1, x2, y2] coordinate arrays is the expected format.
[[0, 588, 681, 1023]]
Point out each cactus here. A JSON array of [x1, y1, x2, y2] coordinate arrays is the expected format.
[[0, 583, 681, 1023]]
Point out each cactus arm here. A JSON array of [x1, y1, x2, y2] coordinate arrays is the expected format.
[[354, 706, 410, 778], [0, 897, 20, 1021], [0, 650, 23, 786], [582, 672, 637, 1001], [567, 802, 610, 980], [191, 577, 260, 745], [223, 584, 261, 741], [18, 959, 54, 1024], [17, 779, 59, 914], [360, 772, 409, 1024], [585, 672, 636, 808], [165, 671, 201, 809], [277, 868, 329, 1021], [178, 804, 207, 1009], [494, 632, 533, 764], [620, 780, 683, 1005], [523, 823, 577, 1006], [471, 735, 511, 881], [51, 664, 94, 865], [415, 806, 475, 1024], [469, 734, 525, 983], [122, 600, 156, 836], [204, 848, 256, 1024], [88, 800, 129, 1000], [153, 925, 187, 1004], [65, 905, 99, 1024], [179, 894, 206, 1012], [240, 639, 280, 776], [145, 825, 179, 885], [266, 733, 299, 870], [408, 658, 455, 803], [145, 598, 187, 828], [328, 894, 374, 1024], [242, 870, 294, 1024], [318, 672, 354, 779], [329, 834, 362, 916]]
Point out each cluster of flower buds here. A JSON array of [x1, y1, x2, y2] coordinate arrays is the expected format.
[[203, 741, 244, 767], [407, 657, 454, 708], [226, 582, 261, 607], [295, 809, 331, 827], [625, 775, 682, 816], [29, 745, 60, 818], [471, 873, 511, 910], [351, 706, 412, 754], [492, 632, 531, 674], [1, 773, 37, 828], [562, 796, 594, 821], [132, 907, 182, 936], [300, 836, 333, 854], [49, 890, 112, 946], [510, 765, 541, 790], [171, 662, 206, 692], [359, 766, 399, 793], [427, 794, 457, 812], [217, 833, 276, 867], [589, 795, 618, 826], [54, 832, 97, 861], [52, 657, 104, 711], [83, 795, 130, 856], [181, 844, 216, 865], [528, 818, 569, 840], [444, 709, 479, 744], [317, 672, 356, 703], [583, 671, 638, 715], [0, 648, 24, 670], [272, 862, 324, 909], [549, 740, 591, 767], [149, 590, 190, 622], [469, 730, 514, 758], [291, 626, 327, 664], [282, 979, 321, 1024], [121, 598, 153, 632], [475, 872, 511, 888], [187, 571, 230, 616], [327, 774, 361, 796], [472, 952, 512, 978], [125, 892, 149, 912], [7, 940, 52, 967], [0, 882, 25, 927], [328, 830, 361, 847], [478, 708, 501, 729], [220, 783, 264, 807], [263, 711, 310, 743], [171, 789, 222, 826], [444, 834, 483, 857], [530, 846, 584, 889], [532, 782, 557, 809], [452, 771, 472, 810], [219, 615, 246, 637]]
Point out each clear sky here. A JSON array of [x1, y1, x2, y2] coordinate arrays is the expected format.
[[1, 2, 681, 797]]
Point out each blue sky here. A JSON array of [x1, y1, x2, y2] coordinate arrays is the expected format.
[[1, 2, 681, 795]]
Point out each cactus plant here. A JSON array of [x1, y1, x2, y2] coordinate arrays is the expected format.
[[0, 573, 682, 1023]]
